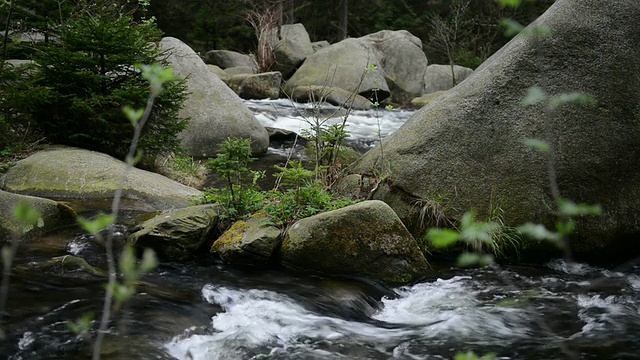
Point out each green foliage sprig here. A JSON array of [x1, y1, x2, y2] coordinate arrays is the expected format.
[[200, 138, 355, 230]]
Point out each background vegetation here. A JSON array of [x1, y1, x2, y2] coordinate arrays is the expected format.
[[0, 1, 553, 67]]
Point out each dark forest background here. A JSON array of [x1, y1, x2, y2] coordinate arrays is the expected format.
[[2, 0, 554, 68]]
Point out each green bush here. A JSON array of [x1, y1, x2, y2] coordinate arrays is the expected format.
[[454, 48, 485, 70], [200, 138, 356, 229], [17, 0, 187, 161]]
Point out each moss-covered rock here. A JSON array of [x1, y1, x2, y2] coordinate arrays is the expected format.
[[0, 190, 76, 239], [0, 146, 201, 210], [128, 204, 220, 260], [211, 213, 281, 265], [280, 200, 428, 285]]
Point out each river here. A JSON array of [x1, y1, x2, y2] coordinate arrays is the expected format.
[[2, 100, 640, 359]]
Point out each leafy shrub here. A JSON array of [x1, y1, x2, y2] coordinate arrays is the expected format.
[[200, 138, 356, 229], [17, 0, 187, 162], [203, 138, 266, 221]]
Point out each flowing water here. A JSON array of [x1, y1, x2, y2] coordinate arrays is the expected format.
[[3, 100, 640, 359], [5, 231, 640, 360]]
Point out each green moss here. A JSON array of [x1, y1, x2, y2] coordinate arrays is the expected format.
[[210, 220, 250, 253]]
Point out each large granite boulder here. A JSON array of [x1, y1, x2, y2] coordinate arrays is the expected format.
[[273, 23, 314, 78], [203, 50, 256, 71], [350, 0, 640, 259], [0, 190, 75, 238], [362, 30, 429, 104], [210, 214, 282, 265], [423, 64, 474, 94], [285, 37, 390, 102], [279, 200, 428, 285], [228, 71, 282, 100], [160, 37, 269, 157], [128, 204, 220, 260], [0, 146, 201, 210]]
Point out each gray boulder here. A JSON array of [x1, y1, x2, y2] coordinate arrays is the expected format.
[[280, 200, 428, 285], [160, 37, 269, 157], [228, 71, 282, 100], [410, 91, 446, 108], [5, 59, 34, 68], [423, 64, 474, 94], [350, 0, 640, 258], [203, 49, 256, 71], [206, 64, 230, 83], [129, 204, 220, 260], [311, 40, 330, 52], [273, 23, 314, 78], [223, 66, 256, 76], [0, 146, 201, 210], [290, 85, 373, 110], [361, 30, 429, 104], [211, 214, 281, 265], [0, 190, 75, 238], [285, 37, 390, 102]]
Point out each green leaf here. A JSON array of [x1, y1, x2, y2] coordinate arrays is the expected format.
[[139, 248, 158, 274], [110, 283, 136, 302], [67, 313, 94, 335], [427, 228, 460, 248], [521, 86, 548, 107], [119, 245, 138, 282], [123, 105, 144, 126], [556, 219, 575, 237], [548, 92, 596, 110], [77, 214, 114, 235], [136, 63, 179, 96], [517, 222, 561, 242], [495, 0, 521, 8], [457, 252, 493, 267], [557, 199, 602, 217], [455, 351, 497, 360], [523, 138, 550, 153], [500, 18, 525, 37], [13, 202, 42, 229]]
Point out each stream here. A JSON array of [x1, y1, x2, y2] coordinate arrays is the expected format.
[[2, 100, 640, 359]]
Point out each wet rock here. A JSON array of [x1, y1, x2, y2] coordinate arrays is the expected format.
[[128, 204, 220, 260], [228, 71, 282, 100], [211, 214, 281, 265], [0, 190, 76, 239], [280, 200, 428, 285]]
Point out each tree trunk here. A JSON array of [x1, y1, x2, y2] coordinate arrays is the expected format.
[[337, 0, 348, 40]]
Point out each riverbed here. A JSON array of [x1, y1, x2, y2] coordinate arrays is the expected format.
[[2, 100, 640, 359]]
